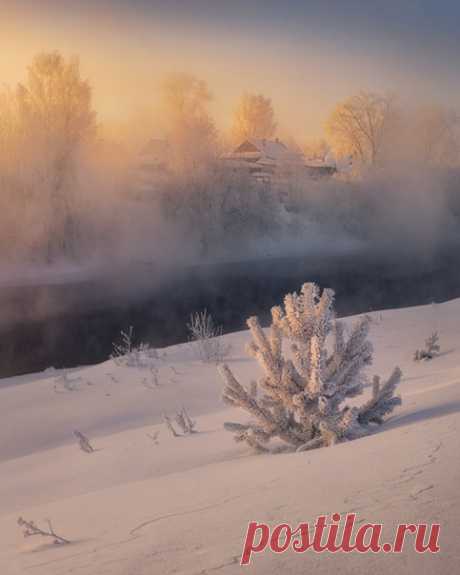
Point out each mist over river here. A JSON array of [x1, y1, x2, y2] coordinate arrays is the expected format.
[[1, 245, 460, 378]]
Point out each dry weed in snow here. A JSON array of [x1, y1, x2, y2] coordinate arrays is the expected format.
[[17, 517, 70, 545]]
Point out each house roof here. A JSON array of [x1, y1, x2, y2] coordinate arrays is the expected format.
[[304, 158, 336, 169], [232, 138, 303, 163]]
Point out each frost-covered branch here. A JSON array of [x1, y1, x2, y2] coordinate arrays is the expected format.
[[358, 370, 402, 425]]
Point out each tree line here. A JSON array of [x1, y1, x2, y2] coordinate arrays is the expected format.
[[1, 51, 459, 263]]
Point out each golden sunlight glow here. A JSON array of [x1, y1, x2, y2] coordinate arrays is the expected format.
[[0, 2, 383, 141]]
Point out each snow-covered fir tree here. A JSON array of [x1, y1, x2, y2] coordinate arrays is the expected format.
[[220, 283, 401, 452]]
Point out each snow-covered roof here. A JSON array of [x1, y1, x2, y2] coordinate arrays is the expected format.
[[249, 139, 287, 158], [231, 138, 304, 164], [305, 159, 336, 169], [256, 156, 278, 167]]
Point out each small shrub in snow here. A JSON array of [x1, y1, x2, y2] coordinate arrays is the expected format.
[[188, 309, 230, 363], [17, 517, 70, 545], [127, 343, 159, 368], [111, 326, 134, 358], [74, 430, 94, 453], [111, 326, 158, 368], [220, 282, 402, 453], [414, 332, 440, 361], [53, 373, 83, 393]]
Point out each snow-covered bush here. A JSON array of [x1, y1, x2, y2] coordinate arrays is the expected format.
[[53, 373, 80, 393], [188, 309, 230, 363], [111, 326, 158, 368], [220, 282, 401, 453], [414, 331, 440, 361]]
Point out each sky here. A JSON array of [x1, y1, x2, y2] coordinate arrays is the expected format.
[[1, 0, 460, 140]]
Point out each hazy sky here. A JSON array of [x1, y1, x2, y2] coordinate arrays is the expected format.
[[2, 0, 460, 139]]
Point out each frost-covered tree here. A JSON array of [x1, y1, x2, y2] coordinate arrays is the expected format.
[[18, 52, 96, 259], [220, 283, 401, 452], [160, 73, 217, 171], [232, 93, 276, 142], [160, 167, 283, 258], [0, 51, 96, 261]]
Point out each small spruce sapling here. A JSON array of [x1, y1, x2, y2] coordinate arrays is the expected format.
[[220, 283, 402, 453]]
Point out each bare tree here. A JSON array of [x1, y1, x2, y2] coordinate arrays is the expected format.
[[326, 91, 393, 167], [232, 93, 276, 142]]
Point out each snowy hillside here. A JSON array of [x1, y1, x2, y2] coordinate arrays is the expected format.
[[0, 299, 459, 574]]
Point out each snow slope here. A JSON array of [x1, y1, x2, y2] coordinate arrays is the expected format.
[[0, 300, 459, 574]]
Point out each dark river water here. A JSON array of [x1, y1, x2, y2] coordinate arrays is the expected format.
[[1, 247, 460, 377]]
